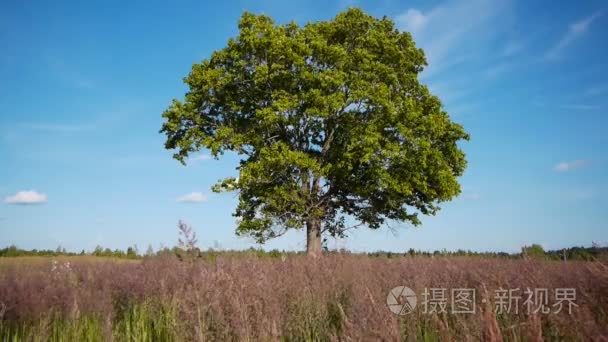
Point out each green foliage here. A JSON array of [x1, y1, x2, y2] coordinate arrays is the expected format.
[[2, 244, 606, 261], [91, 245, 140, 259], [0, 303, 177, 342], [0, 245, 141, 259], [522, 244, 546, 259], [113, 302, 178, 341], [0, 245, 80, 258], [161, 8, 469, 246], [0, 314, 104, 342], [126, 246, 138, 258], [283, 295, 349, 341], [564, 247, 593, 261]]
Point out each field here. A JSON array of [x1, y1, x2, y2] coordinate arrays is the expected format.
[[1, 254, 607, 341]]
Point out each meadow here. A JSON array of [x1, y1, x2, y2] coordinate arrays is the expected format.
[[1, 253, 607, 341]]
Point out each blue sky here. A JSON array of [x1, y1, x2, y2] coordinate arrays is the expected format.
[[1, 0, 607, 253]]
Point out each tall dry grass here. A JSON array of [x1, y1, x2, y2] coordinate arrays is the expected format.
[[0, 254, 606, 341]]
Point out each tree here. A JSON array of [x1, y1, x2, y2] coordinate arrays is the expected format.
[[93, 245, 104, 256], [176, 220, 199, 257], [126, 246, 137, 259], [521, 244, 546, 259], [161, 8, 468, 256], [145, 244, 155, 257]]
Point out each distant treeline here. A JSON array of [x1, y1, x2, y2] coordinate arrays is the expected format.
[[377, 244, 608, 261], [1, 243, 606, 261], [0, 245, 141, 259]]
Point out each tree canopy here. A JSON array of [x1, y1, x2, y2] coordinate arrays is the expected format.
[[161, 8, 469, 255]]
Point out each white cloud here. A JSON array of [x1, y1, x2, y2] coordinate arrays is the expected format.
[[26, 122, 95, 132], [5, 190, 48, 205], [395, 0, 511, 76], [553, 160, 588, 172], [463, 192, 481, 200], [559, 188, 594, 201], [533, 100, 600, 110], [189, 154, 212, 162], [48, 57, 95, 89], [4, 106, 140, 142], [545, 11, 603, 60], [396, 9, 429, 34], [176, 192, 207, 203], [584, 84, 608, 97], [484, 63, 509, 79], [501, 40, 524, 57], [427, 80, 470, 104], [559, 104, 600, 110]]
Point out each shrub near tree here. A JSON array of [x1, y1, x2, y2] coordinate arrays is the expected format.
[[161, 8, 469, 256], [521, 244, 546, 259]]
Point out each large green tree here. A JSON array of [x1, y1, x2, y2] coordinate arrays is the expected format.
[[161, 8, 469, 256]]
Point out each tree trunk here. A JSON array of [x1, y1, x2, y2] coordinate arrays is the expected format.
[[306, 219, 322, 257]]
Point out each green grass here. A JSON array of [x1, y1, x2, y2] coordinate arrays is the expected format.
[[0, 302, 179, 342]]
